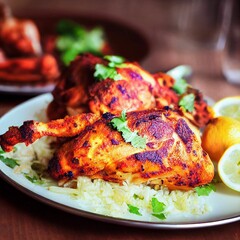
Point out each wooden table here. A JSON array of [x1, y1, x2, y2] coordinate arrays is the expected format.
[[1, 1, 240, 239]]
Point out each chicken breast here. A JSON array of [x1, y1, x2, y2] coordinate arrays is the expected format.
[[0, 109, 214, 190]]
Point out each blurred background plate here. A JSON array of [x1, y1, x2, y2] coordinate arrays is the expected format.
[[0, 12, 150, 95]]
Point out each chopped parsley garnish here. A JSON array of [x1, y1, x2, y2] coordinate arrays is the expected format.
[[56, 20, 105, 65], [94, 55, 125, 81], [167, 65, 192, 94], [179, 93, 195, 112], [195, 183, 216, 196], [24, 174, 44, 185], [172, 78, 188, 95], [133, 193, 144, 200], [0, 148, 19, 169], [94, 64, 122, 81], [151, 197, 166, 220], [127, 204, 142, 216], [110, 110, 147, 149]]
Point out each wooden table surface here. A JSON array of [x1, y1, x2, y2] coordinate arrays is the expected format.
[[1, 1, 240, 239]]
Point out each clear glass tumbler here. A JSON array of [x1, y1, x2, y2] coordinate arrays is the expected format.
[[222, 0, 240, 84]]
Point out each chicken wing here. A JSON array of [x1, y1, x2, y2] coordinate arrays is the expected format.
[[0, 109, 214, 190]]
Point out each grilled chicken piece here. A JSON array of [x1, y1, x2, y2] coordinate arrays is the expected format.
[[0, 54, 59, 82], [0, 3, 59, 83], [0, 109, 214, 190], [0, 3, 42, 57], [47, 53, 212, 127]]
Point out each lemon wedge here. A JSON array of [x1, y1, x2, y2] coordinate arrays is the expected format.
[[213, 96, 240, 121], [218, 143, 240, 192]]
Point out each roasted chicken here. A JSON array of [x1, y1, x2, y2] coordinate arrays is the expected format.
[[0, 3, 59, 83], [0, 109, 214, 190], [47, 53, 212, 127], [0, 3, 42, 57]]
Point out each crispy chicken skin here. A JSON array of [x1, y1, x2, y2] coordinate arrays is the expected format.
[[0, 109, 214, 190], [47, 53, 212, 127]]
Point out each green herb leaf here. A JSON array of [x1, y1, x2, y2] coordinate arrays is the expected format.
[[56, 20, 105, 65], [167, 65, 192, 81], [94, 55, 125, 81], [110, 110, 147, 149], [167, 65, 192, 95], [94, 64, 122, 81], [104, 55, 125, 67], [127, 204, 142, 216], [24, 174, 44, 185], [133, 193, 144, 200], [151, 197, 166, 213], [152, 213, 166, 220], [151, 197, 166, 220], [179, 93, 195, 112], [0, 155, 19, 169], [195, 183, 216, 196], [172, 78, 188, 94]]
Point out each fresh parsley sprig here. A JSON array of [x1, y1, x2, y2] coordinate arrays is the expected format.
[[110, 110, 147, 149], [151, 197, 166, 220], [167, 65, 192, 95], [179, 93, 195, 112], [94, 55, 125, 81], [24, 174, 44, 185], [167, 65, 196, 112], [56, 20, 105, 65], [0, 148, 19, 169], [127, 204, 142, 216], [195, 183, 216, 196]]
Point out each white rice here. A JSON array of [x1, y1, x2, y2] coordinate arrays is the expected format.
[[2, 137, 211, 222]]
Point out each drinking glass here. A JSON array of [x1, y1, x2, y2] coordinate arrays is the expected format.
[[222, 0, 240, 84]]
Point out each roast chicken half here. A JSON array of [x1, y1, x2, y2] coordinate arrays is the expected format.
[[0, 108, 214, 191], [47, 53, 212, 128]]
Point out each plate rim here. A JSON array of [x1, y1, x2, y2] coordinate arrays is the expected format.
[[0, 93, 239, 229]]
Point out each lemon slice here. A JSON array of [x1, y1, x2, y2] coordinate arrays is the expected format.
[[213, 96, 240, 121], [218, 143, 240, 192]]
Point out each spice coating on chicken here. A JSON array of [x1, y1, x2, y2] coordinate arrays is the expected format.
[[0, 109, 214, 190], [47, 53, 212, 128]]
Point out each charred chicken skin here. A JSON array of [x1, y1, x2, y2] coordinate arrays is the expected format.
[[0, 109, 214, 190], [47, 53, 212, 128]]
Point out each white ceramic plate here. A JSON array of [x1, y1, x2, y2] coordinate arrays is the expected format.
[[0, 83, 55, 95], [0, 93, 239, 229]]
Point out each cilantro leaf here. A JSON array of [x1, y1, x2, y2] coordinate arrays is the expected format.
[[133, 193, 144, 200], [56, 20, 105, 65], [167, 65, 192, 95], [167, 65, 192, 81], [151, 197, 166, 213], [172, 78, 188, 95], [127, 204, 142, 216], [151, 197, 166, 220], [24, 174, 44, 185], [110, 110, 147, 149], [94, 64, 122, 81], [152, 213, 166, 220], [104, 55, 125, 67], [94, 55, 125, 81], [179, 93, 195, 112], [195, 183, 216, 196], [0, 153, 19, 169]]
